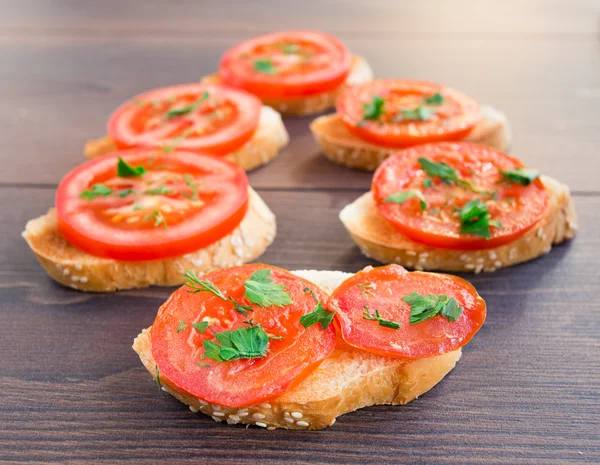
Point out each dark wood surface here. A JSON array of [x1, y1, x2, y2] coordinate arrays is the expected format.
[[1, 1, 599, 464]]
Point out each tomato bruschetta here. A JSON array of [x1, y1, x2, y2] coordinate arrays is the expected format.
[[22, 150, 276, 292], [133, 263, 486, 430], [84, 84, 289, 171], [340, 142, 577, 272], [201, 30, 373, 116], [311, 79, 511, 170]]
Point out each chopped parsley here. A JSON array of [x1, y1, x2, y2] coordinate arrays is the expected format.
[[299, 301, 335, 330], [228, 296, 254, 317], [203, 325, 269, 362], [281, 43, 299, 54], [356, 282, 375, 297], [459, 199, 502, 239], [80, 184, 112, 200], [155, 366, 162, 391], [119, 188, 133, 198], [402, 292, 463, 324], [363, 306, 401, 330], [117, 157, 146, 177], [176, 319, 188, 333], [385, 190, 427, 211], [424, 92, 445, 105], [192, 321, 209, 333], [303, 287, 319, 303], [143, 209, 167, 228], [183, 270, 227, 300], [184, 173, 199, 200], [165, 91, 209, 118], [401, 106, 434, 121], [360, 96, 385, 125], [196, 362, 210, 368], [244, 269, 292, 308], [418, 157, 481, 193], [253, 59, 278, 74], [144, 185, 171, 195], [500, 168, 540, 186]]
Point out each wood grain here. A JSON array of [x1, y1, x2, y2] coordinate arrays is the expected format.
[[2, 1, 600, 463]]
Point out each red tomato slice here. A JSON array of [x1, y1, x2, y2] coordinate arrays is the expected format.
[[219, 30, 351, 99], [372, 142, 549, 250], [107, 84, 261, 156], [328, 265, 486, 359], [56, 149, 249, 261], [150, 264, 337, 407], [337, 79, 481, 147]]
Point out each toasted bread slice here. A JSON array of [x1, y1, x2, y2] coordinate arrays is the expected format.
[[133, 270, 462, 430], [311, 105, 512, 171], [340, 176, 577, 273], [22, 188, 276, 292], [84, 106, 289, 172], [201, 55, 374, 116]]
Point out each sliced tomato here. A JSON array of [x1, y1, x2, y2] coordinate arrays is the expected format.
[[151, 264, 337, 407], [372, 142, 549, 250], [107, 84, 261, 156], [56, 149, 249, 261], [219, 30, 351, 99], [337, 79, 481, 147], [328, 265, 486, 359]]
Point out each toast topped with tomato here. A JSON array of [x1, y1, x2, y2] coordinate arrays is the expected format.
[[22, 150, 276, 292], [133, 264, 486, 430], [84, 83, 289, 172], [201, 30, 374, 116], [340, 142, 577, 273], [311, 79, 511, 170]]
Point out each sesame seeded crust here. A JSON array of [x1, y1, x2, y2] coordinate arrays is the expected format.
[[201, 55, 374, 117], [22, 188, 276, 292], [339, 176, 577, 273], [310, 104, 512, 171], [83, 106, 289, 173], [132, 270, 462, 430]]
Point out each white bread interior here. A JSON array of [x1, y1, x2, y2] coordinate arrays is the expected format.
[[84, 106, 289, 172], [22, 188, 276, 292], [339, 176, 577, 273], [311, 104, 512, 171], [133, 269, 462, 430]]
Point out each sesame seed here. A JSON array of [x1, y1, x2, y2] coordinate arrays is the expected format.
[[267, 426, 276, 430], [494, 260, 502, 268], [80, 277, 88, 284], [62, 268, 70, 276], [198, 399, 208, 406], [414, 265, 424, 271], [252, 413, 266, 420], [291, 412, 303, 419], [189, 406, 198, 413], [237, 412, 249, 417], [227, 418, 239, 425], [228, 415, 240, 422], [419, 252, 429, 258], [296, 421, 309, 427], [71, 275, 81, 282], [488, 251, 497, 260], [405, 261, 414, 268], [406, 250, 417, 256], [259, 403, 272, 409], [284, 417, 294, 424], [75, 264, 82, 271], [212, 405, 221, 411], [255, 422, 268, 428], [474, 265, 484, 274], [211, 416, 223, 422], [476, 257, 484, 264], [465, 264, 475, 270], [537, 228, 543, 238], [212, 411, 225, 417], [283, 411, 290, 417]]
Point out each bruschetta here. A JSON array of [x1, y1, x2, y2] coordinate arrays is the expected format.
[[133, 263, 486, 430], [84, 83, 289, 172], [22, 150, 276, 292], [340, 142, 577, 272], [201, 30, 373, 116], [311, 79, 511, 170]]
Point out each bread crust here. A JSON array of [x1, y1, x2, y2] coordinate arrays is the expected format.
[[311, 105, 512, 171], [340, 176, 577, 273], [132, 270, 462, 430], [201, 55, 374, 116], [22, 188, 276, 292], [83, 107, 289, 172]]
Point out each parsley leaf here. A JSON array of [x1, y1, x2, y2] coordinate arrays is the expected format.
[[363, 306, 401, 329], [424, 92, 445, 105], [300, 301, 335, 330], [184, 173, 199, 200], [459, 199, 501, 238], [119, 188, 133, 198], [144, 185, 171, 195], [500, 168, 540, 186], [303, 287, 319, 303], [254, 59, 278, 74], [117, 157, 146, 177], [423, 178, 433, 188], [192, 321, 209, 333], [165, 91, 209, 118], [183, 270, 227, 300], [360, 96, 385, 124], [228, 296, 253, 317], [80, 184, 113, 200], [155, 366, 162, 392], [402, 292, 463, 324], [385, 190, 427, 210], [196, 362, 210, 368], [356, 282, 375, 297], [143, 209, 167, 228], [244, 269, 292, 308], [203, 325, 269, 362], [418, 157, 482, 193], [401, 106, 434, 121], [176, 319, 188, 333], [281, 43, 299, 54]]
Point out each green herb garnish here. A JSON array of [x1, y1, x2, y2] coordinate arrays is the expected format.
[[500, 168, 540, 186], [228, 296, 254, 317], [143, 209, 167, 228], [155, 366, 162, 391], [459, 199, 502, 238], [184, 173, 199, 200], [360, 96, 385, 125], [300, 301, 335, 330], [253, 59, 278, 74], [385, 190, 427, 211], [401, 106, 434, 121], [183, 270, 227, 300], [117, 157, 146, 177], [203, 325, 269, 362], [281, 43, 299, 54], [176, 319, 188, 333], [423, 178, 433, 188], [196, 362, 210, 368], [244, 269, 292, 308], [80, 184, 113, 200], [303, 287, 318, 303], [144, 185, 171, 195], [165, 91, 209, 118], [363, 306, 401, 330], [418, 157, 482, 193], [424, 92, 445, 105], [192, 321, 209, 333], [356, 282, 375, 297], [119, 188, 133, 198], [402, 292, 463, 324]]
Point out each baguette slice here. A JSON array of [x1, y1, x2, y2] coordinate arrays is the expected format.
[[133, 269, 462, 430], [84, 106, 289, 172], [22, 188, 276, 292], [201, 55, 374, 116], [311, 105, 512, 171], [340, 176, 577, 273]]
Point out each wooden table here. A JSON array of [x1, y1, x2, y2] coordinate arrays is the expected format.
[[2, 1, 599, 463]]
